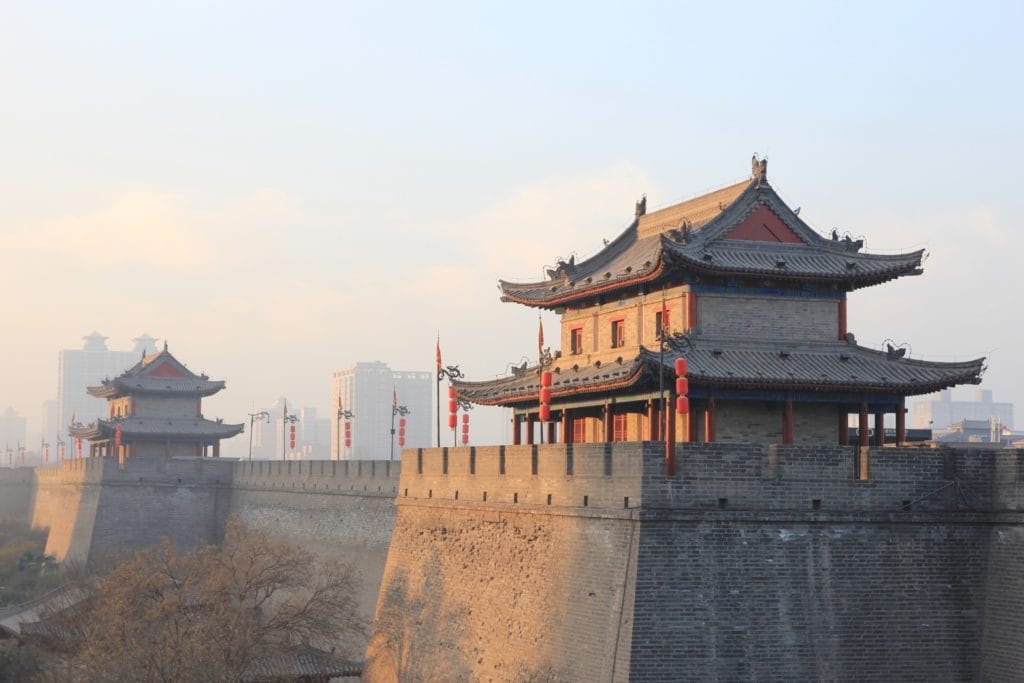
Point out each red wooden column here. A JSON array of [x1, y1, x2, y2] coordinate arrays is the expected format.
[[874, 411, 885, 447], [561, 409, 571, 444], [704, 397, 717, 443], [213, 442, 220, 458], [646, 400, 655, 440], [687, 291, 698, 331], [546, 421, 556, 444], [603, 403, 613, 443], [858, 403, 870, 447], [512, 415, 522, 446], [782, 397, 794, 444], [895, 399, 906, 446], [525, 416, 535, 445], [838, 407, 849, 446], [665, 401, 677, 476], [689, 410, 699, 443], [838, 298, 847, 340]]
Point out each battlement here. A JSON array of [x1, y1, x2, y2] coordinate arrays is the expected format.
[[400, 443, 1024, 515], [231, 459, 400, 497]]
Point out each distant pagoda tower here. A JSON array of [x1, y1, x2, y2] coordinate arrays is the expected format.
[[454, 157, 985, 447], [69, 343, 243, 460]]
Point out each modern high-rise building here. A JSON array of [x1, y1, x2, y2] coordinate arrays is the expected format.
[[0, 407, 27, 464], [331, 362, 432, 460], [57, 332, 157, 435], [911, 388, 1014, 431]]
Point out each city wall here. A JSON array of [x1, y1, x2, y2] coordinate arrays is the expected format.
[[228, 459, 400, 623], [4, 444, 1024, 681], [0, 457, 400, 653], [365, 443, 1024, 682]]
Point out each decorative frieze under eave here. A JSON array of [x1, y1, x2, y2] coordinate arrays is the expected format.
[[69, 417, 244, 442], [454, 339, 985, 409]]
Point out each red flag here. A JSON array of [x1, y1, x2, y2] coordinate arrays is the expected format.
[[538, 316, 544, 357], [436, 337, 442, 373]]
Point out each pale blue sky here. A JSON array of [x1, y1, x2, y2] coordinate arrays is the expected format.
[[2, 2, 1021, 450]]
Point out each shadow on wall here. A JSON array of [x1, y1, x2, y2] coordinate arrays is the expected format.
[[365, 560, 472, 682], [366, 560, 573, 683]]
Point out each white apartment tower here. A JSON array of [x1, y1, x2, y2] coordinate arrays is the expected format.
[[57, 332, 157, 436], [331, 361, 432, 460]]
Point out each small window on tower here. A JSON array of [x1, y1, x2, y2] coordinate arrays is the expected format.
[[570, 328, 584, 355], [655, 310, 669, 338], [611, 319, 626, 348]]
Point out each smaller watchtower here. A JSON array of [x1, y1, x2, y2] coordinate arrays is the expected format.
[[69, 343, 243, 461]]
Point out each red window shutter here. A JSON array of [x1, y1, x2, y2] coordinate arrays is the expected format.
[[613, 413, 627, 442]]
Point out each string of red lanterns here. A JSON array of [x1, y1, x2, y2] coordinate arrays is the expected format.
[[539, 370, 553, 422], [675, 358, 690, 414]]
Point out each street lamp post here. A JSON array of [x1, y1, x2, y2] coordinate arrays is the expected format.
[[336, 403, 353, 460], [454, 399, 473, 447], [247, 411, 270, 461], [657, 328, 692, 439], [437, 364, 464, 447], [282, 412, 298, 460], [390, 401, 410, 461]]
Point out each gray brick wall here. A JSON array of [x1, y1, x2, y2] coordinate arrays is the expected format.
[[699, 292, 839, 341]]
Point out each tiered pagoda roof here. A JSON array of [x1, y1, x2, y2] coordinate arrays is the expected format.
[[69, 416, 243, 442], [499, 167, 924, 309], [454, 337, 985, 407], [70, 344, 243, 442], [87, 344, 226, 398], [459, 160, 985, 409]]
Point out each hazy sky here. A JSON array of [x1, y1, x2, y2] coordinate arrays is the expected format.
[[2, 2, 1022, 452]]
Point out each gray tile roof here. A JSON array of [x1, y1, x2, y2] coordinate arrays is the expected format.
[[499, 177, 923, 308], [454, 357, 648, 406], [88, 347, 226, 398], [642, 338, 984, 395], [69, 416, 244, 441], [245, 647, 361, 680], [454, 338, 984, 406]]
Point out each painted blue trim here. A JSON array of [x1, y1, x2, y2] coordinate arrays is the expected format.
[[689, 283, 843, 300]]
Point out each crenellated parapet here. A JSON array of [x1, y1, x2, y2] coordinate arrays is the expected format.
[[398, 443, 1024, 516], [231, 459, 399, 497]]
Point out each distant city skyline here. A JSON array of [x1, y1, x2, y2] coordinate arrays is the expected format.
[[1, 3, 1020, 450]]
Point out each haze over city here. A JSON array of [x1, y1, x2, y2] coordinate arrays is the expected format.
[[2, 2, 1021, 453]]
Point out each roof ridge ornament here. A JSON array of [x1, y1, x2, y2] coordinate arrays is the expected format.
[[635, 194, 647, 218], [751, 154, 767, 187]]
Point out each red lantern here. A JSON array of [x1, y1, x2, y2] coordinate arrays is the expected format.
[[345, 438, 351, 448], [44, 446, 49, 463], [59, 445, 65, 462], [76, 438, 82, 458], [448, 414, 458, 429], [399, 418, 406, 428], [289, 424, 296, 449], [462, 413, 469, 424], [674, 358, 688, 376], [541, 371, 553, 387], [676, 396, 690, 415], [448, 386, 456, 399], [448, 399, 458, 413], [114, 424, 123, 451], [461, 434, 469, 445], [462, 423, 470, 434], [675, 377, 688, 396], [541, 388, 553, 404], [540, 405, 551, 422], [398, 437, 405, 446]]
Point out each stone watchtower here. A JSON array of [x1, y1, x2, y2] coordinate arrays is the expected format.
[[69, 343, 243, 463]]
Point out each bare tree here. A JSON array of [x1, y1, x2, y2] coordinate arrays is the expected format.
[[46, 518, 364, 682]]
